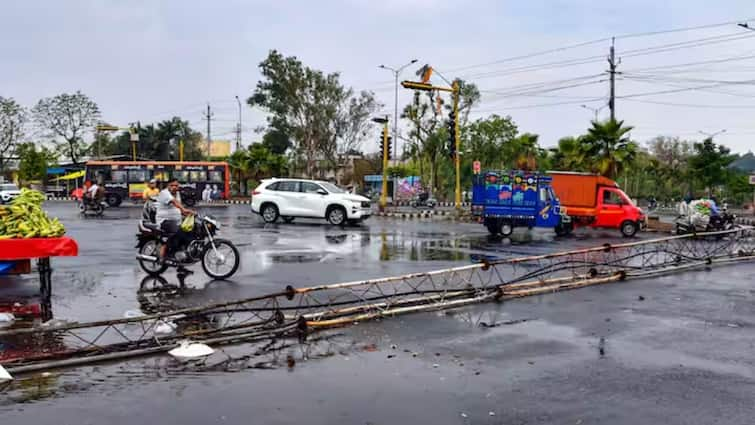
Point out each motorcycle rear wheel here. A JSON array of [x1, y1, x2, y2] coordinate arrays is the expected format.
[[139, 239, 168, 275]]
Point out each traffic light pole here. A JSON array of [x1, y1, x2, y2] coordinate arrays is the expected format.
[[380, 120, 389, 212], [452, 81, 461, 211]]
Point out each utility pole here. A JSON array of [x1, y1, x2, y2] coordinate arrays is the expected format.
[[204, 103, 213, 157], [235, 96, 242, 152], [401, 76, 461, 211], [607, 37, 620, 122]]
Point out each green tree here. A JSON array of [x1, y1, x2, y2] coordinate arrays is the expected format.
[[32, 91, 100, 164], [261, 129, 292, 155], [102, 117, 204, 161], [0, 97, 26, 174], [16, 142, 57, 182], [249, 50, 379, 178], [582, 119, 637, 179], [688, 138, 735, 197], [463, 114, 518, 170]]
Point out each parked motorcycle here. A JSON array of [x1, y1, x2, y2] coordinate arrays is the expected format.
[[410, 192, 437, 209], [135, 202, 240, 279], [78, 197, 107, 216]]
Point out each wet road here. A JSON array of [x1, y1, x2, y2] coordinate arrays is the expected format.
[[1, 203, 754, 424]]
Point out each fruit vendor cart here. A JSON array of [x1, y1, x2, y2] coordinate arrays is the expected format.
[[0, 237, 78, 312]]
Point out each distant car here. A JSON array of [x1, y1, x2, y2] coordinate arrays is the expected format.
[[0, 183, 21, 204], [251, 178, 372, 226]]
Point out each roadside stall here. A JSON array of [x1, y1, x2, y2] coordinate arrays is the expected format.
[[0, 189, 77, 321]]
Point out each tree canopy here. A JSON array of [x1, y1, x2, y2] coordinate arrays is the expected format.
[[249, 50, 379, 178], [0, 97, 26, 173], [32, 91, 100, 164]]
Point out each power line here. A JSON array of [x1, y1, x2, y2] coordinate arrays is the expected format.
[[622, 98, 755, 109], [619, 79, 755, 99], [471, 97, 606, 113]]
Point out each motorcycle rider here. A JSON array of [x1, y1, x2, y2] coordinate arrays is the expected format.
[[156, 178, 195, 261]]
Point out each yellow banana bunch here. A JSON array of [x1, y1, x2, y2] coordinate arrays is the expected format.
[[0, 188, 66, 239]]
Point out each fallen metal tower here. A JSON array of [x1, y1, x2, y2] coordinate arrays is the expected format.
[[1, 228, 753, 375]]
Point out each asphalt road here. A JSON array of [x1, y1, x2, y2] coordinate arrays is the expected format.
[[1, 203, 754, 424]]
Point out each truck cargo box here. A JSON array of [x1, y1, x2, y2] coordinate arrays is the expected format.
[[548, 171, 618, 208]]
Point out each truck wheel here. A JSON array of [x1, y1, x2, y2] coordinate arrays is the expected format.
[[500, 221, 514, 237], [105, 194, 121, 208], [620, 220, 638, 237], [485, 218, 500, 236], [555, 220, 573, 236]]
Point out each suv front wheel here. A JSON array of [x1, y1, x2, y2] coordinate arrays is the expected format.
[[326, 206, 347, 226]]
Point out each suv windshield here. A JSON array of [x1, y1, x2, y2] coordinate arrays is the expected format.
[[320, 182, 345, 194], [0, 184, 18, 191]]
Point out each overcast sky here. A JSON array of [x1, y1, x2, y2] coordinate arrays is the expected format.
[[2, 0, 755, 154]]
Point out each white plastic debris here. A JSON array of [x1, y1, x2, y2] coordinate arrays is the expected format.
[[123, 310, 142, 319], [154, 321, 177, 335], [0, 364, 13, 382], [168, 340, 214, 360], [0, 312, 15, 323]]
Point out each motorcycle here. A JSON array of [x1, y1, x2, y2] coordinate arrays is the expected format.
[[78, 197, 107, 216], [135, 201, 240, 279], [410, 192, 437, 209]]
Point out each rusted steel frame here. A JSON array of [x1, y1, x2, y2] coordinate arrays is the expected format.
[[5, 325, 300, 376]]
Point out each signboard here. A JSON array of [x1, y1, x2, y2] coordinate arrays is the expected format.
[[750, 175, 755, 185], [473, 161, 481, 174], [200, 139, 231, 157]]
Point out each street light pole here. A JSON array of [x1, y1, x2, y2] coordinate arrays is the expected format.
[[235, 96, 242, 152], [580, 104, 607, 122], [379, 59, 417, 162]]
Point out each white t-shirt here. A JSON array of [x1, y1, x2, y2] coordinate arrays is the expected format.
[[156, 188, 182, 224], [87, 184, 99, 197]]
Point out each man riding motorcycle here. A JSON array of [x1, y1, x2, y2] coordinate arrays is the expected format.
[[156, 178, 195, 261]]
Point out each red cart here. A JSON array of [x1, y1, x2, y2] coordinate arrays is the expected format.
[[0, 237, 78, 319]]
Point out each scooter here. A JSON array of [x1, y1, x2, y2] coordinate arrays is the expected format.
[[78, 197, 107, 216]]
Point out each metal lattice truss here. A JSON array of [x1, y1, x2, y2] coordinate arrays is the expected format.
[[1, 228, 753, 375]]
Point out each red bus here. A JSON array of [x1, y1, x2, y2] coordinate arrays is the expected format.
[[85, 161, 231, 207]]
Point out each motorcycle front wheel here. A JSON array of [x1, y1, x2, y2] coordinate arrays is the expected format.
[[139, 239, 168, 275], [201, 239, 240, 280]]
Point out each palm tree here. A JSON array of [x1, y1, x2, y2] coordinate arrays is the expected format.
[[582, 119, 637, 179], [228, 150, 251, 196], [550, 136, 589, 171], [512, 133, 540, 171]]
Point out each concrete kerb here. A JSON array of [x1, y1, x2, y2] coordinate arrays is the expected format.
[[376, 211, 474, 222]]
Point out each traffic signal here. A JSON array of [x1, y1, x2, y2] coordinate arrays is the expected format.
[[447, 110, 456, 159], [386, 136, 393, 159]]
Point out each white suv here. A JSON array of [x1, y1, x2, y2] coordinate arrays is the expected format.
[[0, 183, 21, 204], [251, 179, 372, 225]]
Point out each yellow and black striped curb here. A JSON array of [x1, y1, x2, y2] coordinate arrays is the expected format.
[[375, 211, 475, 221]]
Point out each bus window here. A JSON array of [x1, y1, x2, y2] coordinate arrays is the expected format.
[[190, 171, 207, 182], [153, 171, 170, 182], [129, 170, 148, 183], [111, 170, 128, 183], [173, 170, 189, 182], [209, 171, 223, 183]]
